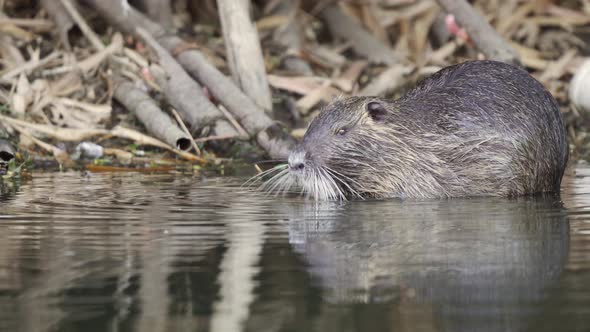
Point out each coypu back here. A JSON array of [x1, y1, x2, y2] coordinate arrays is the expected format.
[[278, 60, 568, 199]]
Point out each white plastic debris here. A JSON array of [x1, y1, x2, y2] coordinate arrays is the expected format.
[[570, 58, 590, 113], [71, 142, 104, 160]]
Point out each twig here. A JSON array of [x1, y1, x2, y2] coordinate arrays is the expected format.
[[0, 51, 60, 82], [218, 0, 273, 112], [142, 0, 174, 28], [319, 3, 403, 65], [195, 135, 237, 143], [40, 0, 74, 49], [0, 114, 109, 141], [170, 107, 201, 155], [137, 28, 223, 131], [268, 75, 331, 95], [359, 64, 413, 97], [266, 0, 313, 76], [55, 97, 111, 115], [539, 49, 577, 83], [333, 60, 368, 93], [59, 0, 104, 50], [4, 122, 70, 165], [110, 126, 205, 162], [428, 39, 463, 65], [41, 33, 123, 76], [1, 113, 205, 162], [509, 42, 549, 70], [435, 0, 520, 65], [82, 0, 296, 159], [114, 79, 191, 152], [218, 105, 249, 138], [0, 18, 54, 29], [123, 47, 149, 68], [296, 80, 340, 114]]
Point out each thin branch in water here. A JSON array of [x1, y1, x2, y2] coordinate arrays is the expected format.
[[170, 107, 201, 155]]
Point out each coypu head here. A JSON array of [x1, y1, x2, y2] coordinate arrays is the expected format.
[[264, 96, 404, 200]]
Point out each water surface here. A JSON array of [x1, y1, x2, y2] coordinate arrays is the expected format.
[[0, 166, 589, 332]]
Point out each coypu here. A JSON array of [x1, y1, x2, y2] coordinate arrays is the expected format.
[[263, 60, 568, 200]]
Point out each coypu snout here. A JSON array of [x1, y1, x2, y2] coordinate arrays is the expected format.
[[287, 150, 306, 172], [278, 97, 390, 200], [263, 60, 568, 200]]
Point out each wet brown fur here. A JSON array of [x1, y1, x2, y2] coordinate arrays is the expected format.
[[282, 60, 569, 199]]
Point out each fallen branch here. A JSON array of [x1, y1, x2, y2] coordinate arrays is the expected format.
[[40, 0, 74, 49], [539, 49, 577, 83], [218, 0, 273, 111], [0, 114, 109, 141], [110, 126, 204, 162], [266, 0, 312, 75], [103, 147, 134, 161], [268, 75, 331, 96], [137, 28, 223, 132], [4, 122, 72, 166], [0, 18, 54, 30], [142, 0, 174, 28], [174, 49, 296, 159], [59, 0, 104, 50], [333, 60, 368, 93], [217, 105, 249, 138], [319, 3, 402, 65], [359, 64, 413, 96], [83, 0, 296, 160], [113, 79, 191, 151], [170, 107, 201, 155], [296, 80, 340, 114], [435, 0, 521, 65], [0, 51, 60, 82], [195, 135, 236, 143], [509, 42, 549, 70], [41, 33, 123, 76], [0, 35, 25, 70], [0, 114, 204, 162]]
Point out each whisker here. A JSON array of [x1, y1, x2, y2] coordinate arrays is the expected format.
[[274, 170, 296, 196], [327, 167, 364, 188], [279, 175, 297, 195], [244, 164, 287, 187], [323, 168, 346, 200], [313, 168, 321, 200], [244, 168, 276, 187], [268, 175, 290, 197], [319, 168, 333, 200], [254, 159, 287, 164], [255, 160, 365, 201], [321, 168, 338, 200], [325, 168, 362, 199], [263, 168, 290, 194]]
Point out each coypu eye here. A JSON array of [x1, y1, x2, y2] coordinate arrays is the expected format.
[[336, 128, 347, 136], [366, 101, 388, 122]]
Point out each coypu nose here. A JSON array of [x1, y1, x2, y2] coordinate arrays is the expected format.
[[288, 151, 306, 172], [292, 162, 305, 171]]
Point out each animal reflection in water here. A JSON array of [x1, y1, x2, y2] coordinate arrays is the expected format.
[[280, 196, 568, 332]]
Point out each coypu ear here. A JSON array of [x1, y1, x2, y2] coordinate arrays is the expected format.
[[366, 101, 388, 122]]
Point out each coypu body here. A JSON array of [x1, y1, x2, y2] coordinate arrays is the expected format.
[[277, 60, 568, 200]]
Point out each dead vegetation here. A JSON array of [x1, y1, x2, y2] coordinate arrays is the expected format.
[[0, 0, 589, 173]]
